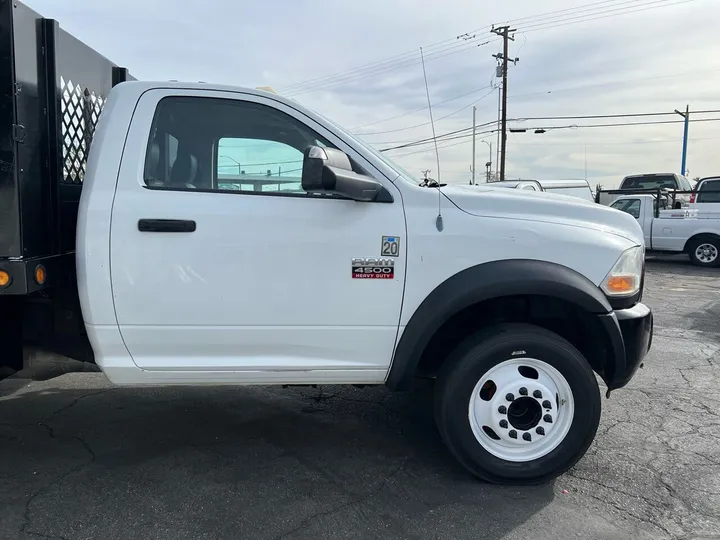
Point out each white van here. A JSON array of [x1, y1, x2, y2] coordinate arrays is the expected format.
[[535, 180, 595, 202], [487, 179, 595, 202]]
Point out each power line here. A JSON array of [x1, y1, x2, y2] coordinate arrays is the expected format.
[[379, 115, 720, 152], [508, 68, 720, 101], [379, 120, 499, 151], [519, 0, 698, 33], [276, 0, 691, 96], [356, 87, 496, 136], [511, 109, 720, 121], [509, 135, 720, 146], [282, 39, 497, 97], [525, 117, 720, 131], [277, 1, 623, 93], [350, 84, 494, 130], [390, 134, 490, 158], [218, 157, 302, 167]]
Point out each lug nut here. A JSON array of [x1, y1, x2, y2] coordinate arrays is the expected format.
[[498, 405, 507, 414], [505, 393, 514, 401], [543, 414, 553, 423], [522, 432, 532, 442], [508, 430, 518, 439], [519, 387, 528, 396], [533, 390, 543, 399], [542, 400, 552, 409], [536, 426, 545, 436], [499, 419, 508, 429]]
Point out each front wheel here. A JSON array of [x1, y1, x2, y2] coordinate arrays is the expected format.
[[434, 323, 601, 484]]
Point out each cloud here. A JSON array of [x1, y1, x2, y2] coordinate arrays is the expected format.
[[23, 0, 720, 186]]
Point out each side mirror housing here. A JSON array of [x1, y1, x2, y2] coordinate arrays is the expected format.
[[301, 146, 385, 202]]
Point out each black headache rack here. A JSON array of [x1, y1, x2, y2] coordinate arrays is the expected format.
[[0, 0, 134, 296], [0, 0, 134, 370], [596, 187, 720, 217]]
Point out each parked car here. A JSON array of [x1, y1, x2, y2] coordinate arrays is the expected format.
[[609, 194, 720, 267]]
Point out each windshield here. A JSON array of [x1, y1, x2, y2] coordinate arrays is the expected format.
[[621, 174, 677, 190]]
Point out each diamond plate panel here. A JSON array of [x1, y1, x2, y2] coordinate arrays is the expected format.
[[60, 76, 106, 184]]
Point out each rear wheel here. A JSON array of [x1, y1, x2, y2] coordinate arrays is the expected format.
[[434, 323, 600, 484], [687, 235, 720, 267]]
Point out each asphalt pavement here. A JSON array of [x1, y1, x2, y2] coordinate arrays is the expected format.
[[1, 255, 719, 540]]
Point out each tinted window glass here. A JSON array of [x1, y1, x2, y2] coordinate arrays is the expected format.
[[611, 198, 641, 218], [621, 175, 677, 190], [143, 96, 345, 195], [698, 179, 720, 203], [217, 138, 303, 193]]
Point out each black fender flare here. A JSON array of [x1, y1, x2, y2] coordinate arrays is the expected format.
[[386, 259, 625, 390]]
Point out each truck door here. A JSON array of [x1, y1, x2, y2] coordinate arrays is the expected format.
[[108, 89, 406, 382], [610, 197, 651, 247]]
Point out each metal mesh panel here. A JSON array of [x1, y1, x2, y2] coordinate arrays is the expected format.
[[60, 76, 105, 183]]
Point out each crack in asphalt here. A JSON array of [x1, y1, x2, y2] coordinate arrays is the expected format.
[[7, 392, 105, 540], [271, 459, 406, 540], [47, 390, 112, 418], [0, 390, 112, 431], [18, 430, 96, 540]]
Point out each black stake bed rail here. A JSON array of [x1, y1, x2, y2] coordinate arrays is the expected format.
[[0, 0, 133, 296]]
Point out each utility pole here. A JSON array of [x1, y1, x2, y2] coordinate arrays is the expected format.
[[471, 106, 476, 185], [675, 105, 690, 176], [495, 85, 501, 178], [492, 25, 518, 182]]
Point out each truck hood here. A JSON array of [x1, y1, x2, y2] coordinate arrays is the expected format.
[[440, 184, 644, 245]]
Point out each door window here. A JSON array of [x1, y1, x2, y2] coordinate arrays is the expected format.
[[217, 138, 304, 193], [610, 198, 641, 218], [142, 96, 363, 197], [677, 175, 693, 191]]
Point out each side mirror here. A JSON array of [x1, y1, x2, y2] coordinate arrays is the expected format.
[[301, 146, 383, 202]]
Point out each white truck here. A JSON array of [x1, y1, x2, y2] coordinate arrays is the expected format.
[[1, 1, 653, 485], [610, 194, 720, 267]]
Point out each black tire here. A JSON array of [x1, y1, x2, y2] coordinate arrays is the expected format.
[[687, 235, 720, 268], [434, 323, 601, 485]]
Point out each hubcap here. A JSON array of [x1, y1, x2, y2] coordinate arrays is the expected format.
[[468, 358, 575, 462], [695, 243, 718, 263]]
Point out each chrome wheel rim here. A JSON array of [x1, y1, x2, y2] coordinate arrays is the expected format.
[[695, 243, 718, 264]]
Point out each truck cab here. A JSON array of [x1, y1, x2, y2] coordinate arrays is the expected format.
[[610, 194, 720, 267], [2, 0, 654, 486]]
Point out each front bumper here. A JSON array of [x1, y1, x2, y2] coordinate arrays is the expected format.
[[599, 302, 653, 391]]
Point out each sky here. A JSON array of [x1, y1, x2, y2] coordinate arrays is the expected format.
[[23, 0, 720, 188]]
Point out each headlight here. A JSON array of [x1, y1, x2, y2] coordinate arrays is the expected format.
[[601, 246, 644, 297]]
